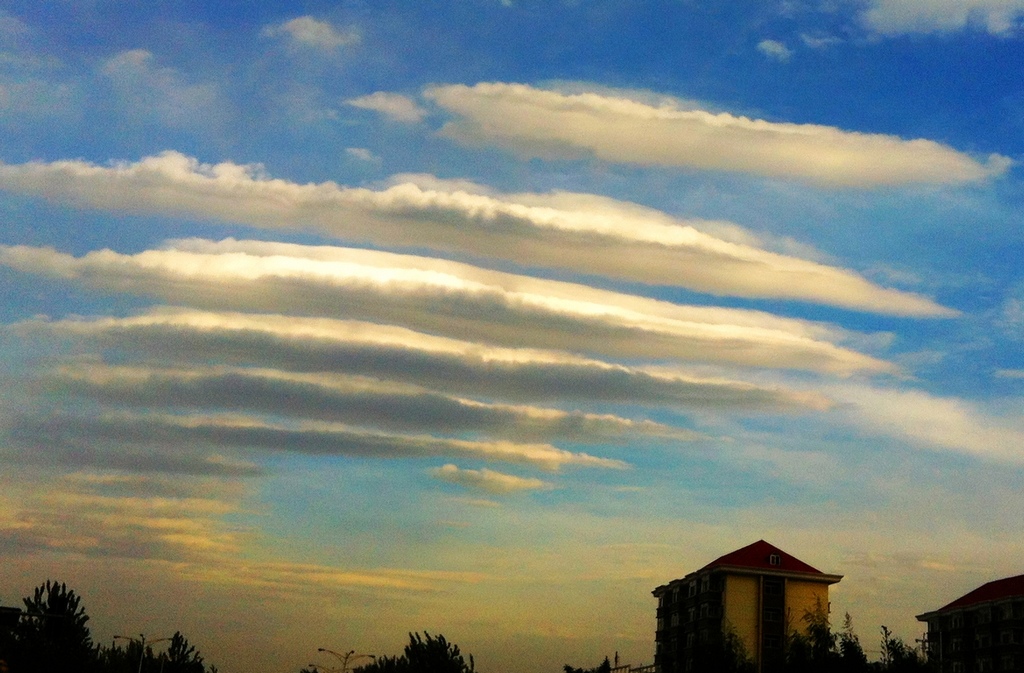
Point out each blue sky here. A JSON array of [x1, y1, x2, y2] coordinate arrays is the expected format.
[[1, 1, 1024, 671]]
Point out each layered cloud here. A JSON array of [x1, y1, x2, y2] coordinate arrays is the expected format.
[[860, 0, 1024, 35], [0, 152, 954, 315], [423, 83, 1009, 187], [0, 471, 246, 561], [17, 308, 829, 411], [43, 364, 697, 443], [0, 470, 487, 596], [0, 239, 893, 374]]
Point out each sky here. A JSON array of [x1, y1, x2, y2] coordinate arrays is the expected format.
[[1, 1, 1023, 671]]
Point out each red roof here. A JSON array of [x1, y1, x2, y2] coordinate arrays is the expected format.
[[935, 575, 1024, 612], [699, 540, 825, 575]]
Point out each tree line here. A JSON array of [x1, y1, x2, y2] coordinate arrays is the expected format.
[[0, 580, 214, 673], [565, 606, 929, 673], [3, 580, 929, 673]]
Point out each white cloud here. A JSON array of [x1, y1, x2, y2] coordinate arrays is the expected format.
[[430, 464, 550, 494], [261, 16, 359, 51], [995, 369, 1024, 379], [0, 152, 956, 316], [757, 39, 793, 61], [861, 0, 1024, 35], [423, 82, 1010, 187], [0, 240, 894, 375], [347, 91, 428, 123]]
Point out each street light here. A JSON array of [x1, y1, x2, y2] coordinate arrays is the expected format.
[[114, 634, 173, 673], [317, 648, 375, 673]]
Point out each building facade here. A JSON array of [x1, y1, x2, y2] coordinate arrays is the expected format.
[[917, 574, 1024, 673], [652, 540, 842, 673]]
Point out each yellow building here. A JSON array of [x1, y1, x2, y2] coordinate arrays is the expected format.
[[652, 540, 842, 673]]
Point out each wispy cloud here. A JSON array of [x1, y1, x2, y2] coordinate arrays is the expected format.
[[100, 50, 226, 132], [345, 147, 379, 162], [261, 16, 359, 51], [757, 39, 792, 61], [0, 152, 956, 315], [430, 464, 550, 494], [347, 92, 428, 122], [423, 82, 1010, 187], [833, 385, 1024, 464], [861, 0, 1024, 36], [0, 240, 893, 374]]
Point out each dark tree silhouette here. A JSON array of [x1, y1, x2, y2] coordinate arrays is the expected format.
[[352, 632, 474, 673], [563, 656, 611, 673], [163, 631, 207, 673], [10, 580, 98, 673]]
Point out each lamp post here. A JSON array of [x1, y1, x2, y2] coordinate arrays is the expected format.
[[114, 634, 173, 673], [317, 648, 375, 673]]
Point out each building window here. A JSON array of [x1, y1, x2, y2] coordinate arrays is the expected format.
[[688, 581, 697, 597], [765, 608, 781, 622], [1000, 630, 1013, 645], [976, 634, 992, 648], [700, 604, 709, 619], [764, 636, 780, 650], [951, 615, 964, 629], [699, 630, 708, 644], [951, 663, 964, 673], [659, 595, 667, 608], [769, 554, 781, 566], [952, 638, 962, 652], [686, 634, 694, 648], [687, 607, 695, 623], [672, 588, 680, 603], [657, 617, 666, 631], [671, 613, 679, 627], [764, 580, 782, 596], [977, 658, 992, 672], [671, 638, 678, 653], [978, 608, 993, 624], [1001, 604, 1014, 620], [1000, 655, 1015, 671]]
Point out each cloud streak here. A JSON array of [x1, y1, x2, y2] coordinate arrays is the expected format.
[[9, 412, 627, 471], [0, 152, 954, 315], [430, 464, 550, 494], [0, 239, 894, 375], [424, 82, 1009, 187]]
